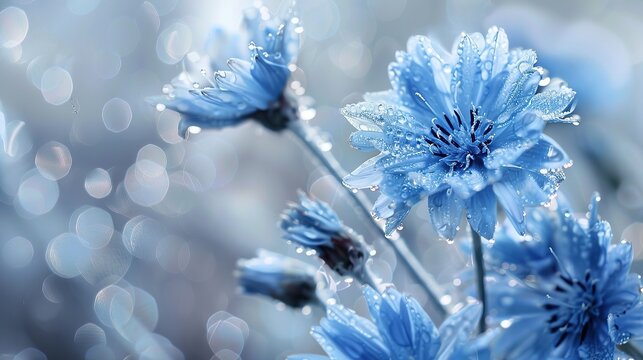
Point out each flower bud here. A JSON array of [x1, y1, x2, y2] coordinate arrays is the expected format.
[[237, 249, 320, 308], [280, 192, 371, 279]]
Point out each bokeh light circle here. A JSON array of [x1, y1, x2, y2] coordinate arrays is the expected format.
[[42, 274, 66, 303], [75, 206, 114, 249], [40, 66, 73, 106], [102, 98, 132, 133], [122, 215, 166, 260], [1, 236, 33, 268], [85, 168, 112, 199], [156, 22, 192, 64], [13, 348, 46, 360], [35, 141, 72, 180], [74, 323, 107, 349], [94, 284, 135, 328], [80, 232, 132, 287], [46, 233, 90, 278], [124, 160, 169, 207], [0, 7, 29, 48], [207, 312, 248, 358], [17, 170, 59, 215]]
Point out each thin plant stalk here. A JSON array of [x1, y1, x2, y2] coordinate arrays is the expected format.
[[359, 264, 385, 293], [288, 120, 449, 321], [470, 225, 487, 333], [619, 342, 643, 360]]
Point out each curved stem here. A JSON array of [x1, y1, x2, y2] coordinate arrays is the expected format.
[[619, 342, 643, 360], [470, 226, 487, 333], [288, 121, 449, 322], [359, 264, 385, 293]]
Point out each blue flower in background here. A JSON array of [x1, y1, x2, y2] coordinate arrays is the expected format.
[[289, 286, 486, 360], [486, 193, 643, 359], [237, 249, 320, 308], [150, 6, 301, 137], [280, 192, 371, 279], [342, 27, 575, 239]]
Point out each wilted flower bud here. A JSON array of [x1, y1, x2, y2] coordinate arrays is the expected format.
[[280, 192, 371, 280], [237, 249, 320, 308]]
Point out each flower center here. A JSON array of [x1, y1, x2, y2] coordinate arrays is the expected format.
[[423, 108, 494, 169], [543, 272, 600, 348]]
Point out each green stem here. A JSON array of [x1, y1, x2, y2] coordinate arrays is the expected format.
[[288, 121, 449, 322], [470, 225, 487, 333]]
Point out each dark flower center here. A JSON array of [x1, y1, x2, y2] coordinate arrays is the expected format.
[[543, 271, 600, 348], [423, 107, 494, 169]]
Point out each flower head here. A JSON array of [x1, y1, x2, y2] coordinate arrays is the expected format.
[[486, 193, 643, 359], [289, 286, 485, 360], [280, 192, 371, 279], [150, 6, 301, 137], [237, 249, 320, 308], [342, 27, 575, 239]]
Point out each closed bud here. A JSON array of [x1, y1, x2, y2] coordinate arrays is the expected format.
[[281, 191, 371, 279], [237, 250, 320, 308]]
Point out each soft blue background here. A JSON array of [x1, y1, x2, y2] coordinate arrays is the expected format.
[[1, 0, 643, 358]]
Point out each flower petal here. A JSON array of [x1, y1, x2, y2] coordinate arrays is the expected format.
[[341, 102, 417, 133], [349, 131, 386, 152], [452, 34, 483, 111], [378, 174, 424, 235], [484, 112, 545, 169], [437, 304, 481, 360], [610, 303, 643, 344], [364, 287, 440, 360], [493, 181, 526, 235], [343, 155, 385, 189], [465, 186, 497, 239], [482, 49, 540, 123], [428, 189, 465, 239], [312, 305, 389, 360], [480, 27, 509, 80], [390, 44, 452, 118], [445, 165, 499, 199], [410, 163, 448, 195], [512, 134, 571, 171], [527, 85, 576, 121]]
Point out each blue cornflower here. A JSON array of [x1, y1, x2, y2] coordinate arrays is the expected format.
[[485, 193, 643, 359], [237, 249, 320, 308], [280, 192, 371, 280], [342, 27, 576, 239], [150, 6, 301, 137], [289, 286, 486, 360]]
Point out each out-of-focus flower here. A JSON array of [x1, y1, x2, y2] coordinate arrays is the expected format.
[[280, 192, 371, 280], [289, 286, 485, 360], [486, 193, 643, 359], [342, 26, 575, 239], [150, 6, 301, 137], [237, 249, 320, 308]]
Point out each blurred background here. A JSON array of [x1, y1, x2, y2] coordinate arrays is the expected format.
[[1, 0, 643, 358]]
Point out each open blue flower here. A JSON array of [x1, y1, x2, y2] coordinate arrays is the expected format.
[[237, 249, 320, 308], [342, 27, 575, 239], [486, 193, 643, 359], [150, 6, 301, 137], [280, 192, 371, 279], [290, 286, 486, 360]]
